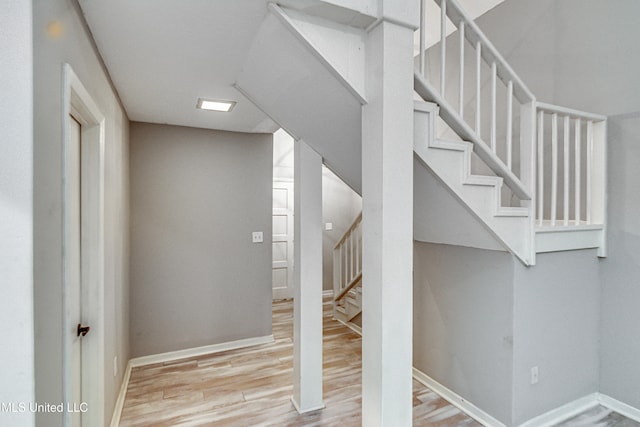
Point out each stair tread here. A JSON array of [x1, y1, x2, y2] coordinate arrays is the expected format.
[[495, 206, 529, 217], [431, 138, 470, 152], [464, 175, 502, 187]]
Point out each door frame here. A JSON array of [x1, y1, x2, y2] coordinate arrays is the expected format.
[[62, 64, 105, 426]]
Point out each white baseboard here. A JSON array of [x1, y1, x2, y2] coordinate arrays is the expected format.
[[597, 394, 640, 423], [109, 360, 132, 427], [412, 368, 507, 427], [109, 335, 274, 425], [518, 393, 599, 427], [518, 392, 640, 427], [290, 396, 325, 414], [129, 334, 274, 367], [108, 329, 640, 427]]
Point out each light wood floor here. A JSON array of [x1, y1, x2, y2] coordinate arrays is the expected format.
[[119, 298, 482, 426]]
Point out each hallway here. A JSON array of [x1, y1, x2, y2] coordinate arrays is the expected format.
[[118, 298, 481, 426]]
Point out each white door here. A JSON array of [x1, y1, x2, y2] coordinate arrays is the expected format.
[[272, 181, 294, 300], [64, 66, 106, 427], [69, 115, 90, 427]]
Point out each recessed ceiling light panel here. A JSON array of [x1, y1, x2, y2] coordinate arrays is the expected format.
[[196, 98, 236, 112]]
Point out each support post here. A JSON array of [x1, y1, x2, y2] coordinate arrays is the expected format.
[[292, 139, 324, 413], [521, 101, 537, 265], [361, 18, 415, 427]]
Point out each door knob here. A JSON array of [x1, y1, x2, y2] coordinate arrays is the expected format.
[[77, 323, 90, 337]]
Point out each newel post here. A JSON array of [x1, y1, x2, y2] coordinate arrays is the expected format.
[[361, 1, 417, 424], [292, 139, 324, 413], [520, 100, 537, 266]]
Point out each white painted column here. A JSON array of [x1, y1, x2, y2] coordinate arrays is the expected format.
[[292, 139, 324, 413], [0, 1, 35, 426], [361, 17, 415, 427]]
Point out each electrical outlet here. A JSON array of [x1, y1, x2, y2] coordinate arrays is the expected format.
[[252, 231, 263, 243], [114, 356, 118, 377], [530, 366, 539, 385]]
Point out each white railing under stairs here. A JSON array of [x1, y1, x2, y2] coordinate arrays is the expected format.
[[333, 213, 363, 326], [414, 0, 607, 262], [534, 103, 607, 255]]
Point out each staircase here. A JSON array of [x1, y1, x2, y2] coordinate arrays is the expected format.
[[332, 213, 363, 327], [319, 0, 607, 324], [411, 0, 606, 266], [238, 0, 607, 272]]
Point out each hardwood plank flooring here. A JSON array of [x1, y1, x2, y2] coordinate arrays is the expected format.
[[119, 298, 481, 426], [118, 299, 640, 426]]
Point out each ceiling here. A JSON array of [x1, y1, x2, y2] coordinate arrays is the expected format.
[[78, 0, 505, 135], [79, 0, 279, 133]]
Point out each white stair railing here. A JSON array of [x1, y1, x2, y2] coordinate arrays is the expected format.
[[333, 213, 362, 322], [535, 103, 607, 228], [416, 0, 536, 203], [416, 0, 607, 240]]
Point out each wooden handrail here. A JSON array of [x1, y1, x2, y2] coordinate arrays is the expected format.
[[334, 212, 362, 250], [334, 272, 362, 302]]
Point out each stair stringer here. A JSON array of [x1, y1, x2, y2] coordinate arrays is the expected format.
[[235, 3, 366, 194], [414, 101, 535, 265], [275, 4, 368, 101]]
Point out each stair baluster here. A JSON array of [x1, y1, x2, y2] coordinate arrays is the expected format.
[[333, 213, 363, 324]]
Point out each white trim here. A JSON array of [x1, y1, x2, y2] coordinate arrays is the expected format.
[[536, 101, 607, 122], [518, 393, 640, 427], [273, 177, 294, 183], [268, 3, 368, 105], [364, 15, 419, 33], [290, 397, 325, 414], [109, 360, 132, 427], [62, 63, 106, 427], [412, 368, 507, 427], [129, 335, 275, 367], [322, 289, 334, 299], [108, 335, 275, 425], [107, 327, 640, 427], [518, 393, 599, 427], [599, 394, 640, 423], [337, 310, 640, 427]]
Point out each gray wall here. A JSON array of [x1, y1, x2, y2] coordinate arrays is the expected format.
[[0, 1, 34, 426], [413, 242, 515, 425], [601, 115, 640, 408], [512, 250, 600, 425], [550, 1, 640, 409], [480, 0, 640, 413], [129, 123, 273, 357], [413, 244, 601, 426], [33, 0, 130, 425]]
